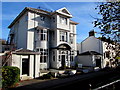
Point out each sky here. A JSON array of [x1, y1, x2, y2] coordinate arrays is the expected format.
[[2, 2, 101, 43]]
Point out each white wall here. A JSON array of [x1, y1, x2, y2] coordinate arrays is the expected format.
[[16, 12, 28, 49], [29, 55, 34, 78], [12, 54, 22, 78], [51, 14, 57, 29], [79, 36, 103, 54], [56, 15, 70, 30], [35, 55, 40, 77], [77, 55, 96, 67], [28, 12, 51, 30], [12, 54, 40, 78], [12, 54, 21, 68], [27, 31, 34, 50]]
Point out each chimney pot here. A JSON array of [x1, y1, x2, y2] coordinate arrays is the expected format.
[[89, 30, 95, 37]]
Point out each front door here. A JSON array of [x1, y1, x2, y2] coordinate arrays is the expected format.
[[96, 58, 101, 68], [22, 58, 29, 75], [61, 55, 65, 67]]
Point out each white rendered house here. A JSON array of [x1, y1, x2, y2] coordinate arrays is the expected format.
[[77, 31, 116, 68], [7, 7, 78, 71]]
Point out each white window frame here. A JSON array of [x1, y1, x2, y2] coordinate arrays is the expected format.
[[60, 31, 68, 42], [40, 48, 48, 63]]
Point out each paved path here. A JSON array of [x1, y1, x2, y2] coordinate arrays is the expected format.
[[10, 70, 116, 90]]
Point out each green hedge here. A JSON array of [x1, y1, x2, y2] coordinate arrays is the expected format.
[[2, 66, 20, 88]]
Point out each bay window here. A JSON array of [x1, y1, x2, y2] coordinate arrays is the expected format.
[[60, 31, 68, 42], [70, 34, 74, 44], [37, 29, 47, 41], [39, 48, 48, 63]]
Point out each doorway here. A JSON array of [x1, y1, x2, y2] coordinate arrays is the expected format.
[[22, 58, 29, 75], [96, 58, 101, 68], [61, 55, 65, 67]]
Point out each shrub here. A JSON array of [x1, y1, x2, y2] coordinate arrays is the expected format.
[[42, 73, 53, 79], [2, 66, 20, 88]]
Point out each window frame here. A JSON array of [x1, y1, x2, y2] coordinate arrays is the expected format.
[[60, 31, 68, 42], [39, 48, 48, 63]]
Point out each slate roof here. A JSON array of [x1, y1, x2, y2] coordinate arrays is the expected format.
[[79, 51, 102, 55], [12, 49, 40, 55], [8, 7, 78, 28], [70, 20, 79, 25]]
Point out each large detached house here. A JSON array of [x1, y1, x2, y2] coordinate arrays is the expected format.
[[6, 7, 78, 79]]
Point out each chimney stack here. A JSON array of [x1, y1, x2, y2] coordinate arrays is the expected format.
[[89, 30, 95, 37]]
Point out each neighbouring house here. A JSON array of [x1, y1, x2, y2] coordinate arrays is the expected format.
[[2, 49, 40, 79], [77, 30, 116, 68], [76, 51, 102, 68], [6, 7, 78, 78]]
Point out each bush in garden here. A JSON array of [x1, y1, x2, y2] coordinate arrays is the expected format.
[[42, 73, 53, 79], [2, 66, 20, 88]]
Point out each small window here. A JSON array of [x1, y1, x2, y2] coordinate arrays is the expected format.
[[59, 55, 61, 61], [72, 25, 74, 32], [37, 30, 39, 33], [36, 49, 39, 52], [106, 52, 110, 58], [104, 53, 106, 59], [40, 29, 47, 41], [70, 56, 74, 62], [70, 34, 74, 44], [52, 31, 54, 40], [62, 36, 64, 41], [60, 31, 68, 42], [40, 16, 45, 21], [53, 51, 55, 61], [44, 57, 46, 63], [40, 48, 48, 63], [65, 18, 67, 25], [53, 17, 55, 22], [53, 56, 55, 61], [66, 55, 68, 61], [59, 55, 61, 59], [40, 56, 43, 63], [41, 30, 43, 33]]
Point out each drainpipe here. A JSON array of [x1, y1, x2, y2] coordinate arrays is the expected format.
[[33, 13, 36, 78], [33, 55, 36, 78], [81, 42, 82, 53]]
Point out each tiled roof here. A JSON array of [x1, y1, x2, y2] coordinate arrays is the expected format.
[[27, 7, 51, 15], [8, 7, 51, 28], [8, 7, 78, 28], [70, 20, 79, 25], [79, 51, 102, 55], [13, 49, 40, 55]]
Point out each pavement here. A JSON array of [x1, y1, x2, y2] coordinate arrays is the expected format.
[[9, 70, 116, 90]]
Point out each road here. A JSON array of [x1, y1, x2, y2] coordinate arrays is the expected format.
[[10, 70, 120, 90]]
